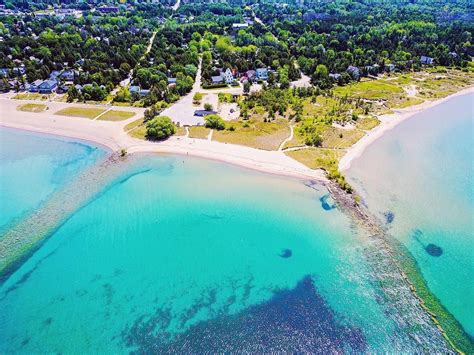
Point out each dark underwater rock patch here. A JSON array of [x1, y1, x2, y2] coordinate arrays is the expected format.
[[383, 211, 395, 224], [122, 275, 367, 353], [279, 249, 292, 258], [425, 244, 443, 257]]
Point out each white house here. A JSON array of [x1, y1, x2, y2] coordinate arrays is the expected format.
[[223, 68, 234, 84]]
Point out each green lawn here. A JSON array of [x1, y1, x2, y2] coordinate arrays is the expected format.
[[213, 118, 290, 151], [12, 93, 50, 101], [189, 126, 211, 139], [17, 103, 48, 113], [286, 148, 343, 171], [97, 110, 136, 121], [334, 79, 403, 100], [55, 107, 106, 119]]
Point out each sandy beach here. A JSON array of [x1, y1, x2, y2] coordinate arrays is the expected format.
[[0, 98, 326, 181], [338, 86, 474, 171], [2, 86, 472, 181]]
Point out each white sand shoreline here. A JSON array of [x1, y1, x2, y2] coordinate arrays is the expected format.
[[0, 98, 326, 182], [338, 86, 474, 171]]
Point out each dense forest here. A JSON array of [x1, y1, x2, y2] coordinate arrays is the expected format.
[[0, 0, 472, 102]]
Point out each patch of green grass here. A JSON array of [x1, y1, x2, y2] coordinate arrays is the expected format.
[[174, 126, 186, 136], [124, 118, 144, 132], [334, 80, 403, 100], [55, 107, 106, 119], [320, 126, 365, 149], [17, 103, 48, 113], [97, 110, 136, 121], [189, 126, 211, 139], [286, 148, 342, 171], [12, 93, 49, 101], [213, 118, 290, 150], [356, 116, 380, 130]]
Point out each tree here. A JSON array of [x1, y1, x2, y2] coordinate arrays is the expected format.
[[243, 81, 251, 94], [146, 116, 176, 140], [204, 103, 213, 111], [204, 114, 226, 130]]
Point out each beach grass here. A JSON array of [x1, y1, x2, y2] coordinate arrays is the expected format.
[[55, 107, 106, 119], [189, 126, 211, 139], [97, 110, 136, 121], [356, 116, 380, 130], [334, 80, 403, 100], [320, 126, 365, 149], [286, 148, 343, 171], [17, 103, 48, 113]]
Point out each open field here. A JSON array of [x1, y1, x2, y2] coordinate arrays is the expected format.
[[320, 126, 365, 149], [55, 107, 106, 119], [97, 110, 136, 121], [17, 103, 48, 113], [213, 118, 290, 151]]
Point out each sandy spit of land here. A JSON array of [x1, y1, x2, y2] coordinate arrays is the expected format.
[[0, 98, 326, 181], [338, 86, 474, 171]]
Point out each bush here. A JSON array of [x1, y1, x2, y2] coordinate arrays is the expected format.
[[305, 132, 323, 147], [204, 103, 213, 111], [146, 115, 176, 140], [193, 92, 203, 104], [204, 114, 226, 130]]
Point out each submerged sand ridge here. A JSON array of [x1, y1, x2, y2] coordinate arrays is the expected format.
[[0, 153, 127, 280]]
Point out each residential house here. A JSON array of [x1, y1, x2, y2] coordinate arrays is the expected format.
[[0, 68, 8, 77], [329, 73, 341, 81], [223, 68, 234, 84], [211, 75, 224, 84], [347, 65, 360, 80], [420, 56, 434, 65], [49, 70, 61, 80], [60, 70, 78, 81], [38, 79, 58, 94], [256, 68, 268, 80], [29, 79, 43, 92], [167, 77, 177, 86], [386, 63, 396, 72]]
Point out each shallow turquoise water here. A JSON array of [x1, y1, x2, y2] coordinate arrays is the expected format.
[[0, 128, 105, 232], [0, 129, 418, 352], [347, 92, 474, 336]]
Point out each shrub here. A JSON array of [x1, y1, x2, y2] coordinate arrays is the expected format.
[[204, 103, 213, 111], [146, 116, 176, 140], [204, 114, 226, 130], [305, 132, 323, 147], [193, 92, 203, 104]]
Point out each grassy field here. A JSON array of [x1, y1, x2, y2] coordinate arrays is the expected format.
[[320, 126, 365, 149], [175, 126, 186, 136], [17, 103, 48, 113], [55, 107, 106, 119], [189, 126, 211, 139], [213, 118, 290, 150], [97, 110, 136, 121], [356, 116, 381, 130], [334, 79, 404, 100], [12, 93, 50, 101], [286, 148, 343, 171]]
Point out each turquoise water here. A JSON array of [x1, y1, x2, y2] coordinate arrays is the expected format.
[[347, 92, 474, 336], [0, 129, 423, 352], [0, 128, 105, 232]]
